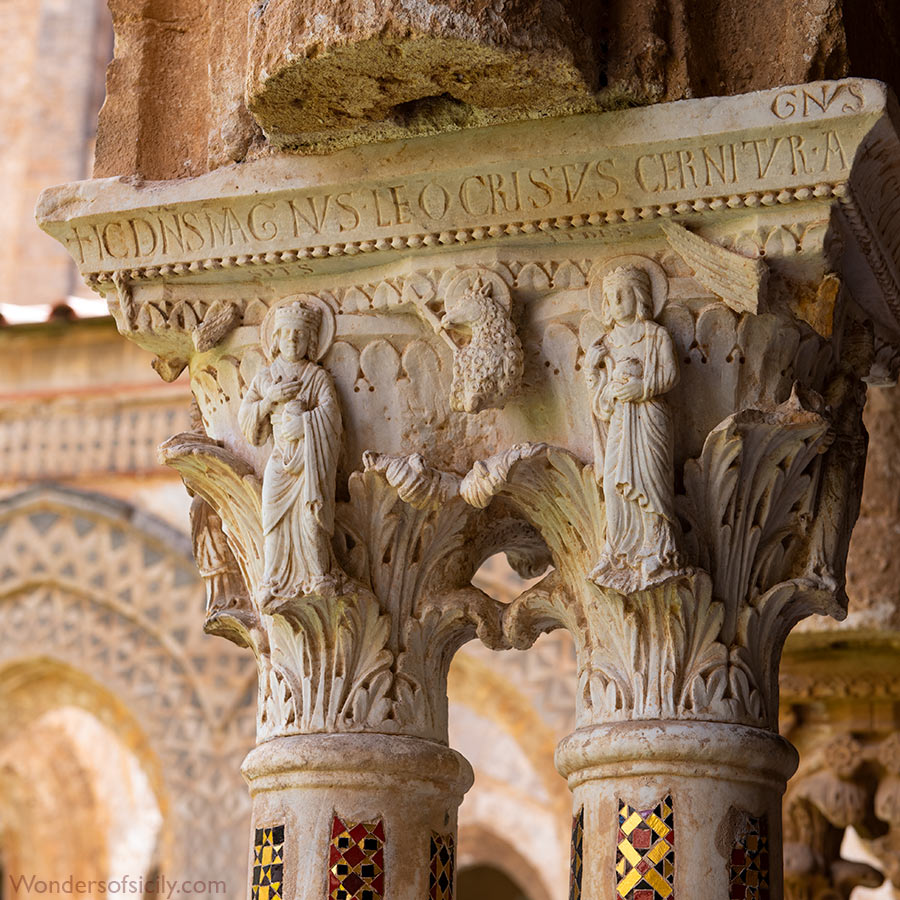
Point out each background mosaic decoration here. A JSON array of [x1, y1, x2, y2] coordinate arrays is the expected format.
[[329, 815, 385, 900], [569, 806, 584, 900], [616, 795, 675, 899], [729, 815, 770, 899], [429, 832, 455, 900], [252, 825, 285, 900]]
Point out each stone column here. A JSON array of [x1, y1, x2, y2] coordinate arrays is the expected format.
[[151, 431, 518, 900], [778, 381, 900, 899], [38, 78, 900, 899]]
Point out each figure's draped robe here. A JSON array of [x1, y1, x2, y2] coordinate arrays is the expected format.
[[239, 358, 341, 597], [190, 496, 246, 613], [591, 319, 681, 591]]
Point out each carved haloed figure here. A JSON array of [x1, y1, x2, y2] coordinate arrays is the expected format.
[[239, 300, 342, 605], [586, 262, 685, 593]]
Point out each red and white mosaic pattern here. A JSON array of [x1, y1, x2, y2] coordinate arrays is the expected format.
[[729, 815, 770, 899]]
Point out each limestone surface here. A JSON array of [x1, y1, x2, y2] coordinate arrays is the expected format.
[[245, 0, 603, 151]]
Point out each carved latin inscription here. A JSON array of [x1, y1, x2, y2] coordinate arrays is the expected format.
[[60, 127, 857, 274]]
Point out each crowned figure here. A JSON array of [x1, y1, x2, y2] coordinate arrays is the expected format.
[[239, 298, 342, 604]]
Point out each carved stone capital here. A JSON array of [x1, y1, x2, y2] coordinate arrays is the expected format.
[[37, 75, 900, 900], [781, 730, 900, 899], [37, 78, 900, 743]]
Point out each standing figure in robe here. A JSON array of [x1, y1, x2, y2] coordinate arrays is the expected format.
[[239, 300, 342, 604], [190, 495, 249, 617], [586, 264, 685, 593]]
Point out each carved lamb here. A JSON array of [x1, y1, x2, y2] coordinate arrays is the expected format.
[[440, 277, 524, 413]]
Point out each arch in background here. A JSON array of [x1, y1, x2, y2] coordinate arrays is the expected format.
[[0, 484, 257, 899]]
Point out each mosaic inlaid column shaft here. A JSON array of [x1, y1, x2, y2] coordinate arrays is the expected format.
[[37, 78, 900, 900], [558, 723, 792, 899], [243, 735, 470, 900]]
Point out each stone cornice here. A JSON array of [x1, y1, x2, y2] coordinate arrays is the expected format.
[[37, 80, 899, 325]]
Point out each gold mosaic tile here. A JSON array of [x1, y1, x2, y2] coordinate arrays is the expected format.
[[252, 825, 284, 900], [616, 796, 675, 900], [569, 806, 584, 900], [429, 832, 455, 900]]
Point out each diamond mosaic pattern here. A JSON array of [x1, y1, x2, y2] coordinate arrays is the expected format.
[[569, 806, 584, 900], [616, 795, 675, 899], [329, 815, 385, 900], [729, 816, 770, 899], [252, 825, 284, 900], [429, 832, 455, 900]]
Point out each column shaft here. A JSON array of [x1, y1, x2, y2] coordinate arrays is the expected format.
[[558, 723, 796, 898], [244, 735, 472, 900]]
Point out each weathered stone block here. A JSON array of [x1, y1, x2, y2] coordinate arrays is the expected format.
[[245, 0, 603, 150]]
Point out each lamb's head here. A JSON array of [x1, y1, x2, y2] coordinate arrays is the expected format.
[[440, 279, 492, 333], [445, 279, 524, 414]]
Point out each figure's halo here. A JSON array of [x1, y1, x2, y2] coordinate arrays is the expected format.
[[444, 267, 512, 312], [261, 294, 337, 361], [588, 255, 669, 321]]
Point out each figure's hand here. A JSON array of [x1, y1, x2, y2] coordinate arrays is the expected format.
[[600, 383, 618, 407], [613, 379, 644, 402], [586, 343, 606, 371], [271, 381, 302, 403]]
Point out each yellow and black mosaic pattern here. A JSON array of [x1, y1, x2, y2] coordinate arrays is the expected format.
[[329, 815, 385, 900], [569, 807, 584, 900], [429, 832, 455, 900], [616, 795, 675, 899], [252, 825, 285, 900]]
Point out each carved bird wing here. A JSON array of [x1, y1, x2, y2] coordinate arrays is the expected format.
[[192, 300, 242, 352], [661, 221, 767, 315], [159, 432, 264, 591]]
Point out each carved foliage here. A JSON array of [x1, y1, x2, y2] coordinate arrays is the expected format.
[[661, 220, 768, 315], [458, 446, 729, 725], [464, 379, 854, 728], [260, 596, 393, 738], [334, 465, 498, 741]]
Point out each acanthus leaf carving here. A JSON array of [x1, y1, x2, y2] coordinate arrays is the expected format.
[[782, 731, 900, 900], [132, 222, 872, 750], [456, 441, 736, 725], [261, 593, 394, 738], [679, 388, 834, 634], [334, 458, 505, 740], [159, 430, 264, 593]]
